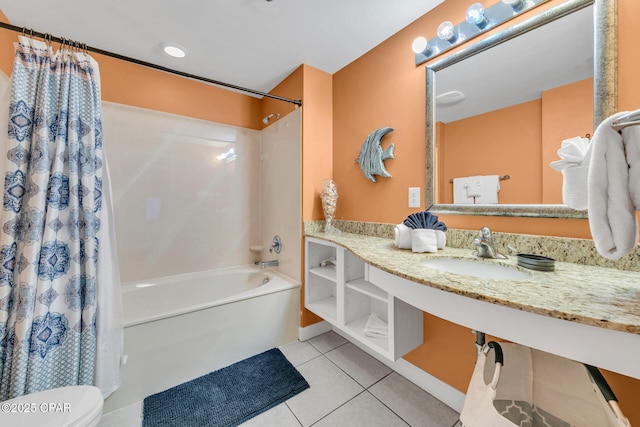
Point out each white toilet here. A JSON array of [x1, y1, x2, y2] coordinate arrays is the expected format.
[[0, 385, 103, 427]]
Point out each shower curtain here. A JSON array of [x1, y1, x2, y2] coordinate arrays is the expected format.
[[0, 36, 122, 400]]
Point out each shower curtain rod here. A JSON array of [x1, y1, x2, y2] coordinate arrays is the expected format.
[[0, 22, 303, 107]]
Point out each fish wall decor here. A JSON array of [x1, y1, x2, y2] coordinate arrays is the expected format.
[[355, 127, 395, 183]]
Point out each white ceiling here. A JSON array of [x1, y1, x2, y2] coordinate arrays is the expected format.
[[0, 0, 444, 95], [436, 5, 594, 123]]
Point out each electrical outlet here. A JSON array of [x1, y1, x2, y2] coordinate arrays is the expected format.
[[408, 187, 420, 208]]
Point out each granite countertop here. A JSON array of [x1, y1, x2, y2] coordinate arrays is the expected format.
[[306, 231, 640, 335]]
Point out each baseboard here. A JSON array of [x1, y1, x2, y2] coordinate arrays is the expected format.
[[298, 320, 332, 341], [331, 328, 466, 413]]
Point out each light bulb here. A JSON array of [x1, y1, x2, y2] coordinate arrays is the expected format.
[[502, 0, 526, 12], [466, 3, 489, 29], [412, 37, 429, 54], [437, 21, 458, 44]]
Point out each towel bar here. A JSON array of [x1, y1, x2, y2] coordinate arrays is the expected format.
[[611, 109, 640, 131], [449, 174, 510, 184]]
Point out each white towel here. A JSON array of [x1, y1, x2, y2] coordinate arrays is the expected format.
[[588, 112, 639, 260], [453, 177, 474, 204], [466, 176, 482, 197], [550, 136, 591, 171], [623, 124, 640, 207], [411, 229, 438, 253], [561, 164, 590, 210], [473, 175, 500, 204], [550, 136, 592, 210], [394, 223, 412, 249], [364, 313, 388, 339], [435, 230, 446, 249]]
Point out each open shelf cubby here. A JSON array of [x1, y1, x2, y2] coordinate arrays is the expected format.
[[305, 236, 423, 361]]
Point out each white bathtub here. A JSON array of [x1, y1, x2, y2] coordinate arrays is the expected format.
[[103, 265, 301, 413]]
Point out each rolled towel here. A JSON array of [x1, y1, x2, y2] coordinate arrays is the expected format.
[[550, 136, 592, 210], [550, 136, 590, 171], [403, 211, 447, 231], [411, 229, 438, 253], [435, 230, 446, 249], [588, 112, 638, 260], [394, 223, 412, 249], [561, 164, 589, 210]]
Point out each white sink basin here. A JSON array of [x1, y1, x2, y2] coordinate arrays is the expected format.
[[421, 258, 530, 280]]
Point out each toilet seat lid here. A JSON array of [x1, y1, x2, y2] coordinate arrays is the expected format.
[[0, 385, 103, 427]]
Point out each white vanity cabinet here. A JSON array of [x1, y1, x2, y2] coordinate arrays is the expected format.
[[305, 237, 423, 361]]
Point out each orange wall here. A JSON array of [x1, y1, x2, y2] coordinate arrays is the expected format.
[[439, 78, 592, 205], [333, 0, 640, 422], [2, 2, 639, 422], [440, 99, 542, 204], [0, 12, 263, 129], [542, 78, 594, 203], [332, 0, 598, 240], [298, 64, 334, 327]]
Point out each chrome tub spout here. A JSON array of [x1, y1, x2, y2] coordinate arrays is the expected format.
[[259, 259, 279, 269]]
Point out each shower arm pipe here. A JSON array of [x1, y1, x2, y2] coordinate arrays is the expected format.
[[0, 21, 303, 107]]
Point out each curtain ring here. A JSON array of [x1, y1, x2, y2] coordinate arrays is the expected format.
[[29, 28, 33, 39]]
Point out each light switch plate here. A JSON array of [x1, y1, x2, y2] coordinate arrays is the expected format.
[[408, 187, 420, 208]]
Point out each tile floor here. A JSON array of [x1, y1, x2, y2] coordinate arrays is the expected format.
[[98, 331, 460, 427]]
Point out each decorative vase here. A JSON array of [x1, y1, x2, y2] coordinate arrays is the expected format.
[[321, 179, 340, 233]]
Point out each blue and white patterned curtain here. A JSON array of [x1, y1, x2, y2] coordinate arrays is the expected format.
[[0, 36, 108, 400]]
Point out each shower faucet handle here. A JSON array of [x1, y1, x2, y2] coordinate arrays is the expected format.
[[270, 235, 282, 254]]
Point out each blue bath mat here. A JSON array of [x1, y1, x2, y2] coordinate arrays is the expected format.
[[142, 348, 309, 427]]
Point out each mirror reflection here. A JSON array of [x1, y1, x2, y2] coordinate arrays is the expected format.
[[425, 0, 617, 218], [436, 6, 592, 205]]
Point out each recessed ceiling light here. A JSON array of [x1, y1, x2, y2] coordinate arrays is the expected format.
[[436, 91, 466, 106], [161, 43, 187, 58]]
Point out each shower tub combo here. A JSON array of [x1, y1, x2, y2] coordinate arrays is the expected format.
[[103, 265, 301, 412]]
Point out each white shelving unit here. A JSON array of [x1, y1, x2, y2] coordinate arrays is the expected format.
[[305, 237, 423, 361], [305, 238, 340, 323]]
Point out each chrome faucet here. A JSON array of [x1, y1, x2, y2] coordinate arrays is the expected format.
[[259, 259, 279, 269], [472, 227, 506, 259]]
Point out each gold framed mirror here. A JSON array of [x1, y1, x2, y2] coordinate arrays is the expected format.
[[425, 0, 617, 218]]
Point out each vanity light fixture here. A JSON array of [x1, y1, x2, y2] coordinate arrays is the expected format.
[[412, 36, 431, 54], [437, 21, 459, 44], [502, 0, 528, 12], [466, 3, 490, 29], [413, 0, 547, 65]]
